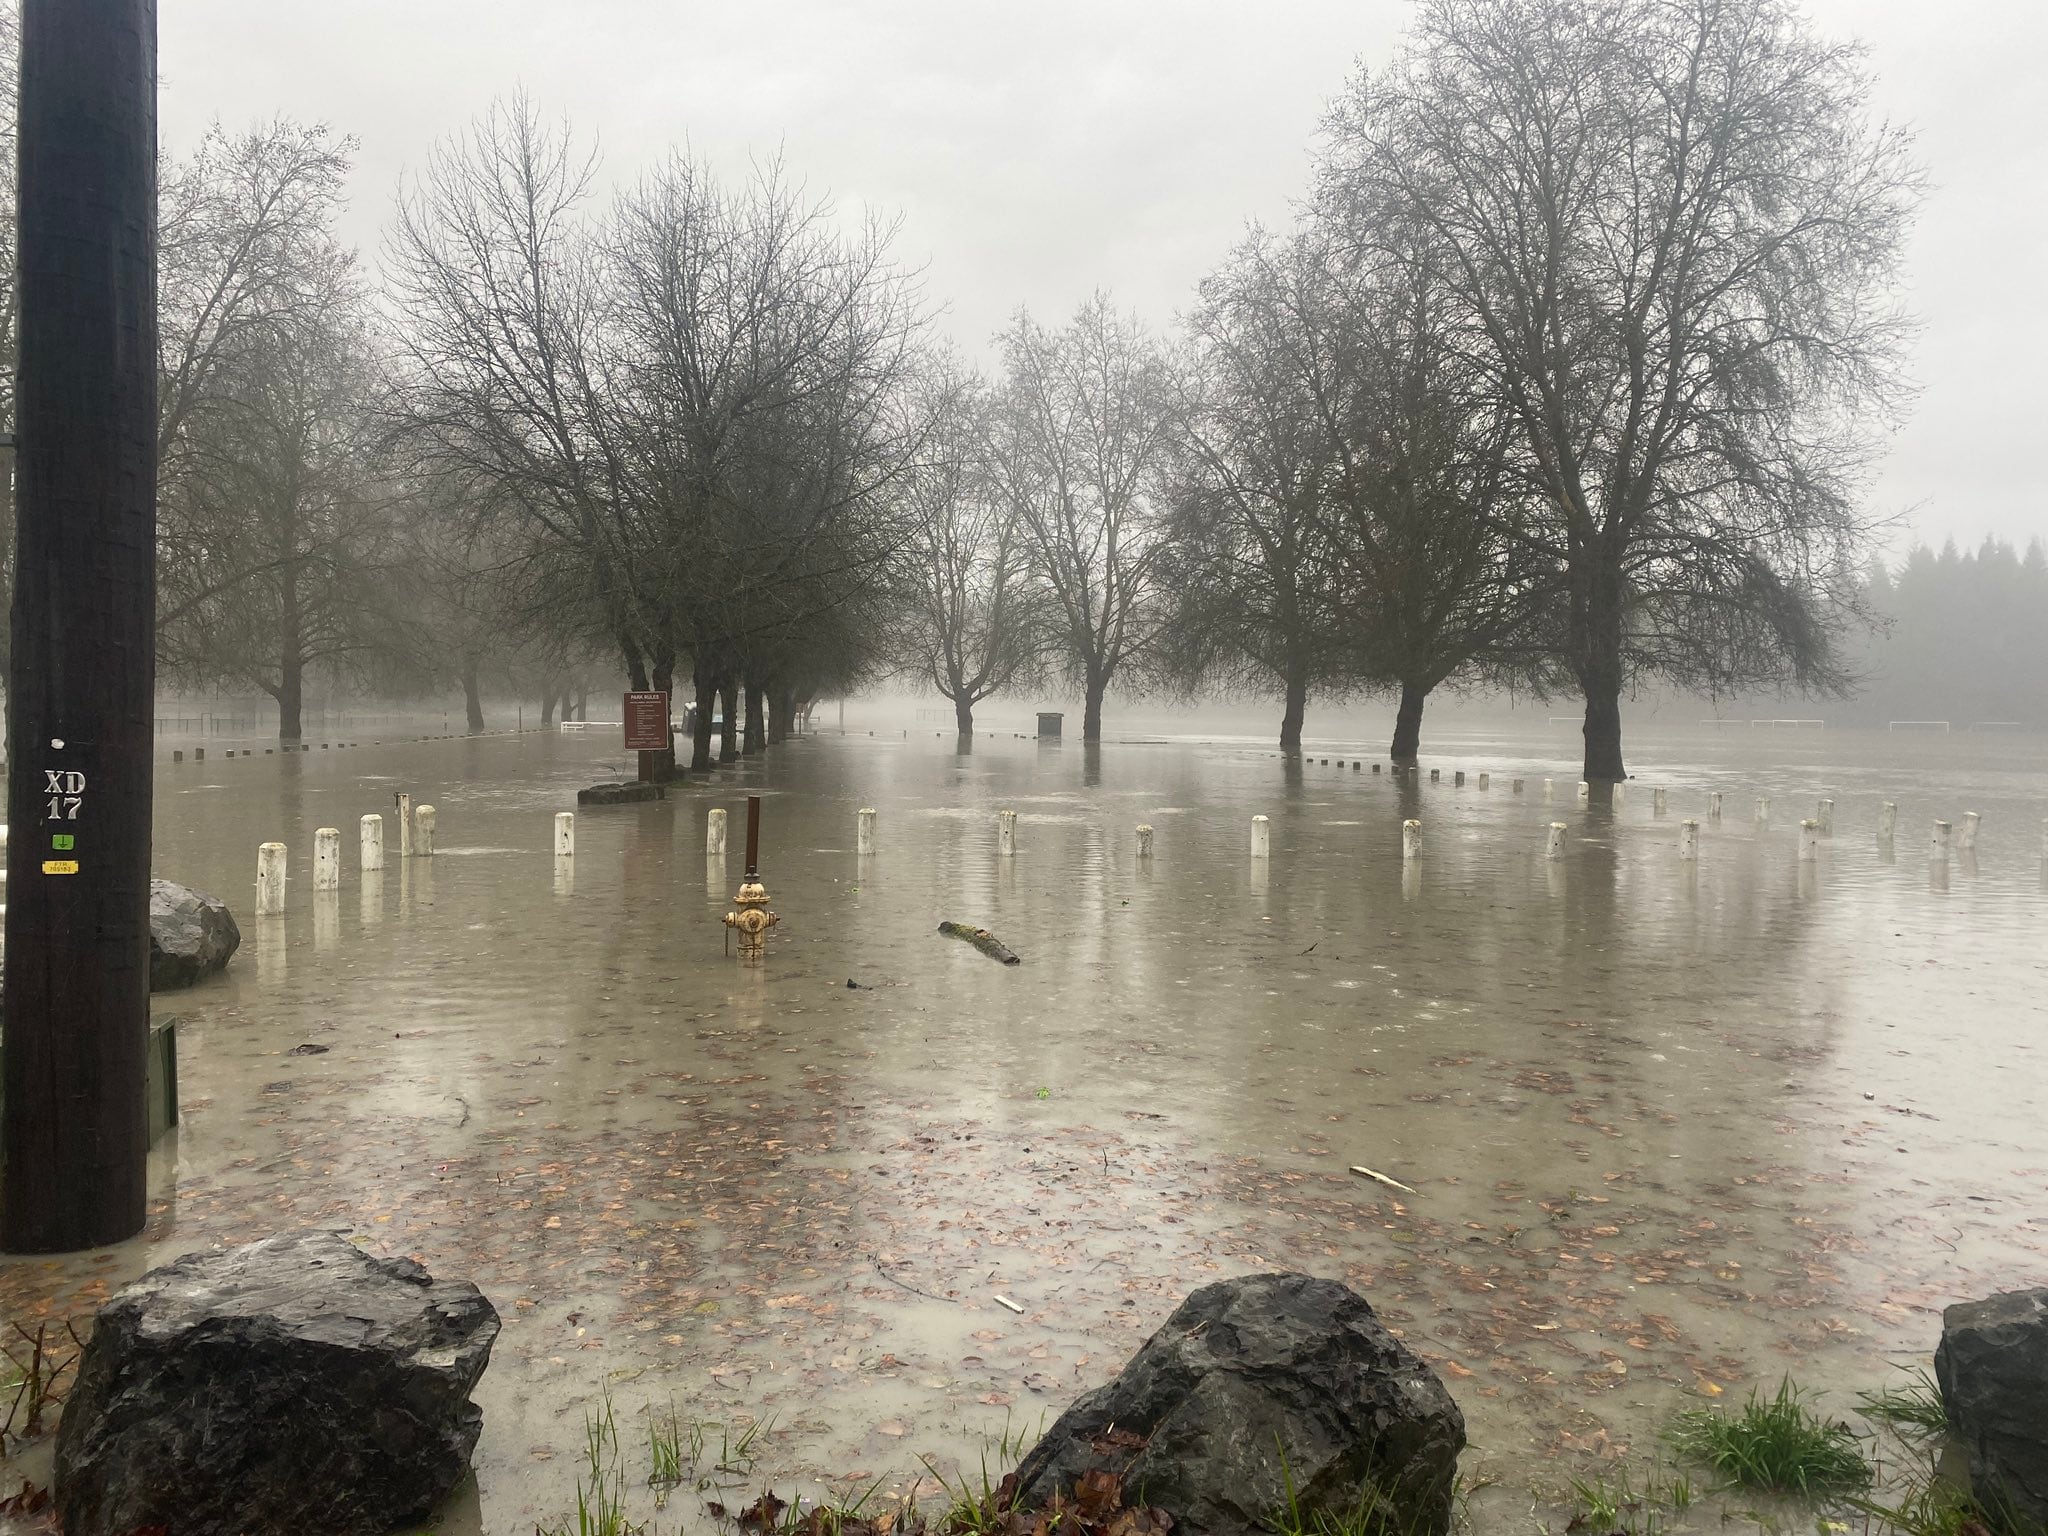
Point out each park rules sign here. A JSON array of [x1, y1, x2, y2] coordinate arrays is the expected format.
[[623, 691, 670, 751]]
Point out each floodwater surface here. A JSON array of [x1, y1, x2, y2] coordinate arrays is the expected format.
[[3, 721, 2045, 1532]]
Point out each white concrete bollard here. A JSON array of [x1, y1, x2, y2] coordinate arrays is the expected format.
[[314, 827, 341, 891], [708, 808, 728, 856], [257, 842, 287, 915], [1250, 815, 1271, 859], [1612, 782, 1627, 809], [554, 811, 575, 859], [1960, 811, 1980, 851], [1512, 778, 1524, 794], [1756, 797, 1770, 826], [1799, 820, 1819, 861], [1136, 824, 1154, 860], [397, 793, 413, 857], [1478, 773, 1490, 790], [1816, 798, 1834, 835], [1653, 787, 1667, 817], [1431, 769, 1441, 783], [1708, 792, 1722, 821], [857, 807, 877, 857], [1879, 801, 1898, 841], [1577, 781, 1590, 803], [1454, 770, 1465, 787], [1546, 822, 1566, 860], [415, 804, 436, 857], [1680, 820, 1698, 860], [1543, 779, 1554, 801], [998, 809, 1017, 858], [1402, 819, 1422, 862], [360, 814, 384, 872], [1930, 819, 1951, 857]]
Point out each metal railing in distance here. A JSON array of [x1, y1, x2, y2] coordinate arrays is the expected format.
[[1888, 720, 1950, 733]]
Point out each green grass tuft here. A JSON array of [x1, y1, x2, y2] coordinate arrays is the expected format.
[[1854, 1368, 1952, 1438], [1666, 1378, 1871, 1498]]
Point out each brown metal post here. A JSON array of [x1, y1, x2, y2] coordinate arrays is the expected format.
[[2, 0, 159, 1252], [744, 795, 761, 878]]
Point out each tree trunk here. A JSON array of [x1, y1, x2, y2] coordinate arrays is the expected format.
[[574, 688, 587, 722], [954, 694, 975, 736], [691, 672, 717, 772], [650, 655, 679, 779], [1578, 559, 1628, 783], [1082, 671, 1105, 743], [743, 681, 767, 755], [1582, 687, 1625, 785], [768, 689, 793, 745], [1389, 680, 1427, 764], [540, 689, 557, 729], [462, 663, 485, 733], [1279, 673, 1307, 752], [278, 654, 303, 742], [719, 678, 738, 761]]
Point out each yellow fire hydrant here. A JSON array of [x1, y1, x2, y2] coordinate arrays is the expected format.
[[723, 878, 779, 962]]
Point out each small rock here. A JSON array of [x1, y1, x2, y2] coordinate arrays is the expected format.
[[148, 879, 240, 990], [57, 1231, 499, 1536], [576, 780, 665, 806], [1937, 1287, 2048, 1530], [1015, 1272, 1465, 1536]]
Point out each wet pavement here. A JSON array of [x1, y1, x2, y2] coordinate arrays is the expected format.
[[3, 719, 2045, 1531]]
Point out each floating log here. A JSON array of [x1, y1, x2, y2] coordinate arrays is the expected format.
[[939, 921, 1022, 965]]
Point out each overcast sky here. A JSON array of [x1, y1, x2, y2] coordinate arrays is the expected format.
[[159, 1, 2046, 558]]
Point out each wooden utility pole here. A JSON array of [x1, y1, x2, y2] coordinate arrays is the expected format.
[[2, 0, 158, 1252]]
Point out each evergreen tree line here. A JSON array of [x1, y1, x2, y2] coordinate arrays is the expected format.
[[1840, 540, 2048, 729], [0, 0, 1929, 781]]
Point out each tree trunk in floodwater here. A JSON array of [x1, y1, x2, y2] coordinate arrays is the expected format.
[[1082, 670, 1105, 742], [1582, 686, 1625, 784], [954, 694, 975, 736], [691, 674, 717, 771], [719, 679, 738, 761], [1571, 546, 1628, 783], [650, 657, 679, 778], [462, 663, 485, 733], [540, 689, 557, 729], [1389, 681, 1427, 764], [768, 690, 794, 745], [574, 688, 587, 723], [276, 653, 303, 742], [743, 682, 767, 754], [1279, 675, 1307, 752]]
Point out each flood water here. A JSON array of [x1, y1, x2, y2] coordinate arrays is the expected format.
[[4, 719, 2046, 1531]]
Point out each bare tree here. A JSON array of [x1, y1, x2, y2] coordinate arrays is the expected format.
[[1313, 234, 1544, 762], [1324, 0, 1921, 782], [994, 294, 1177, 742], [157, 263, 401, 739], [899, 370, 1043, 735], [1165, 231, 1349, 752]]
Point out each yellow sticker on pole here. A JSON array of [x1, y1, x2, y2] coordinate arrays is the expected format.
[[41, 859, 79, 875]]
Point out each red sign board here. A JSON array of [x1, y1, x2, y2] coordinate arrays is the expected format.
[[623, 691, 670, 751]]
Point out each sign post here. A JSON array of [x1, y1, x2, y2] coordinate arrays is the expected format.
[[2, 0, 159, 1253], [623, 691, 669, 782]]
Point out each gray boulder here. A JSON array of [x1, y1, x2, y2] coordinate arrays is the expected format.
[[1936, 1287, 2048, 1531], [1014, 1272, 1465, 1536], [56, 1231, 500, 1536], [148, 878, 240, 990]]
